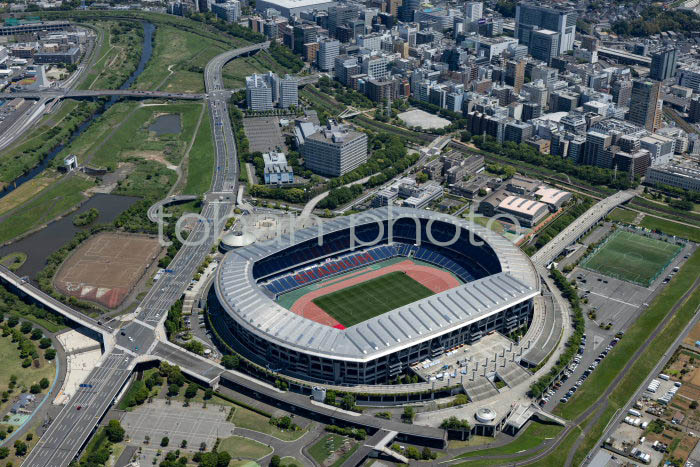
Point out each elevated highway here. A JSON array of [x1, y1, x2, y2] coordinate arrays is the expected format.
[[0, 89, 205, 100], [531, 190, 636, 267]]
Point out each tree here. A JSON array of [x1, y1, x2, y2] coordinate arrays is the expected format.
[[7, 316, 18, 327], [44, 348, 56, 360], [20, 322, 32, 334], [216, 451, 231, 467], [39, 378, 49, 389], [161, 436, 169, 447], [105, 419, 125, 443], [416, 172, 428, 184], [181, 439, 188, 448], [30, 329, 42, 340], [29, 384, 41, 394], [402, 406, 415, 422], [691, 401, 699, 409], [14, 440, 27, 456], [39, 337, 52, 349], [269, 455, 281, 467], [340, 394, 355, 411], [200, 441, 207, 451], [168, 384, 180, 397], [221, 354, 239, 369], [0, 447, 8, 459], [185, 383, 198, 399], [204, 388, 214, 400]]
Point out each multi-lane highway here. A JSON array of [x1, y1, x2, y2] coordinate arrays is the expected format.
[[26, 349, 134, 466], [20, 41, 260, 467]]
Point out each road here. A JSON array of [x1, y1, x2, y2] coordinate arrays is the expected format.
[[0, 89, 205, 100], [20, 41, 261, 467], [531, 190, 635, 267], [26, 349, 134, 467]]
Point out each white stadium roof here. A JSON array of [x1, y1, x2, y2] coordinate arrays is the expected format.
[[215, 207, 539, 362]]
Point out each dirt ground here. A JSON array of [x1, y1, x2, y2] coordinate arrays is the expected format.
[[683, 321, 700, 347], [54, 232, 161, 308]]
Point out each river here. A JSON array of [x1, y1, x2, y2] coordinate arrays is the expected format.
[[0, 20, 155, 200]]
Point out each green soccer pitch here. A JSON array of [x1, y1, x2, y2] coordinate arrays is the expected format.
[[311, 271, 434, 327], [579, 230, 682, 286]]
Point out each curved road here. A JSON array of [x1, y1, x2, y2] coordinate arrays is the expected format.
[[21, 41, 266, 467]]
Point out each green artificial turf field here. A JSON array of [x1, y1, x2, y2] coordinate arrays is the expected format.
[[579, 230, 682, 286], [312, 271, 434, 327]]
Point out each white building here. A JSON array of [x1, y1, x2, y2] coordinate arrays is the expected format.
[[211, 0, 241, 23], [318, 38, 340, 72], [303, 121, 368, 177], [255, 0, 336, 18], [464, 1, 483, 22], [246, 73, 273, 111]]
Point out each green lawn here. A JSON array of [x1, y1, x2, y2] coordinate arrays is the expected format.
[[0, 252, 27, 271], [183, 107, 215, 195], [218, 435, 272, 460], [640, 215, 700, 243], [608, 207, 637, 224], [579, 230, 682, 286], [312, 271, 435, 327], [309, 434, 354, 465], [556, 249, 700, 420], [230, 405, 304, 441], [0, 176, 93, 244], [455, 422, 563, 459], [0, 332, 56, 416], [135, 25, 231, 93], [222, 51, 295, 89]]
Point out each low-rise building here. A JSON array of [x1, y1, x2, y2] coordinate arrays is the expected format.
[[263, 152, 294, 184]]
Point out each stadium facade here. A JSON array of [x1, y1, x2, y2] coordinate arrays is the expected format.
[[212, 207, 539, 385]]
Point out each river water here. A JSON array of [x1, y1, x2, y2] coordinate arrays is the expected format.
[[0, 21, 155, 200], [0, 21, 157, 278]]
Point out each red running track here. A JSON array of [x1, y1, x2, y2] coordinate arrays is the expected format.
[[289, 259, 460, 329]]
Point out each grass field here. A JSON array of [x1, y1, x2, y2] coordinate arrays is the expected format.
[[608, 207, 638, 224], [222, 51, 295, 89], [230, 404, 304, 441], [579, 230, 681, 286], [455, 422, 563, 459], [640, 215, 700, 243], [309, 434, 357, 466], [311, 271, 434, 327], [135, 25, 232, 93], [218, 435, 272, 460], [0, 176, 93, 244], [182, 108, 215, 195]]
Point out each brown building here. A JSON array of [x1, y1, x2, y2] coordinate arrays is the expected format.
[[505, 60, 525, 94], [304, 42, 319, 64]]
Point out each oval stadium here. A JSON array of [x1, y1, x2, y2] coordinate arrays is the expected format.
[[212, 207, 540, 386]]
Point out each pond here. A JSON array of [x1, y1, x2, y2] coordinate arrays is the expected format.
[[148, 113, 182, 135], [0, 194, 140, 280]]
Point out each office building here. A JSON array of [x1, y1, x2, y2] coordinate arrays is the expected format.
[[515, 2, 576, 54], [650, 48, 677, 82], [362, 55, 389, 80], [689, 95, 700, 123], [318, 38, 340, 71], [278, 74, 298, 108], [303, 121, 368, 176], [293, 24, 317, 54], [627, 79, 662, 132], [465, 1, 483, 22], [211, 0, 241, 22], [246, 73, 274, 111], [646, 163, 700, 191], [678, 66, 700, 93], [528, 29, 559, 64], [505, 60, 525, 94]]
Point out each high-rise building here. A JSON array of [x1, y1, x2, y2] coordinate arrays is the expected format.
[[246, 74, 274, 111], [211, 0, 241, 22], [334, 55, 359, 85], [611, 79, 632, 107], [627, 79, 662, 132], [515, 2, 576, 54], [650, 48, 678, 82], [293, 24, 317, 55], [278, 74, 298, 108], [328, 4, 359, 38], [505, 60, 525, 94], [678, 66, 700, 92], [317, 38, 340, 71], [362, 56, 389, 80], [303, 121, 369, 177], [689, 95, 700, 123], [528, 29, 559, 64], [464, 1, 483, 22], [583, 131, 612, 168], [398, 0, 420, 21]]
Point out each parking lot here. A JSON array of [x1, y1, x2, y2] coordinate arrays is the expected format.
[[119, 399, 235, 448], [242, 116, 286, 153]]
